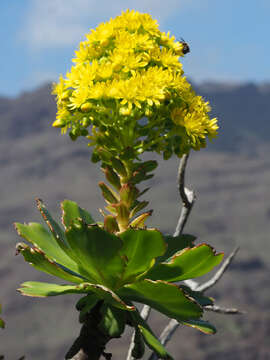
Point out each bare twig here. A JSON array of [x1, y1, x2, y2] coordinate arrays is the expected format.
[[196, 247, 240, 292], [204, 304, 243, 315], [140, 305, 151, 321], [159, 319, 179, 346], [148, 155, 241, 360], [174, 153, 196, 237], [126, 306, 151, 360], [148, 302, 243, 360]]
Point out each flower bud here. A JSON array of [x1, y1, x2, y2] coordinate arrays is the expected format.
[[82, 117, 91, 128], [81, 102, 92, 113], [52, 118, 66, 128]]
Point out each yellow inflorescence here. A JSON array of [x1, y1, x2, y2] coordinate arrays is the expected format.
[[52, 9, 218, 157]]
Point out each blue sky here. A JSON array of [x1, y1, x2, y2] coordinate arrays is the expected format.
[[1, 0, 269, 97]]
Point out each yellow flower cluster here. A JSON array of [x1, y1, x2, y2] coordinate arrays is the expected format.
[[53, 9, 218, 158]]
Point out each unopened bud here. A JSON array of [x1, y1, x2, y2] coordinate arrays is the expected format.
[[82, 117, 91, 128], [81, 102, 92, 113], [52, 118, 66, 128]]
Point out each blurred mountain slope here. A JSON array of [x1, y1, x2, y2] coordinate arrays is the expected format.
[[0, 82, 269, 359]]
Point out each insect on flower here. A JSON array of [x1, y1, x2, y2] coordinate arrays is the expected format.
[[179, 38, 190, 54]]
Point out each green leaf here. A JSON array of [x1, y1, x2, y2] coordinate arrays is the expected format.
[[36, 199, 93, 280], [18, 282, 135, 311], [181, 319, 216, 334], [65, 221, 125, 289], [130, 310, 172, 360], [157, 234, 196, 263], [119, 279, 202, 321], [76, 294, 99, 323], [18, 281, 88, 297], [147, 244, 224, 282], [99, 304, 126, 337], [16, 243, 83, 283], [36, 198, 68, 248], [118, 229, 166, 284], [180, 285, 213, 307], [132, 327, 145, 359], [61, 200, 95, 229], [14, 222, 84, 279]]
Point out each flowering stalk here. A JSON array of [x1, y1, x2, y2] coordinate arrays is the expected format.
[[52, 9, 218, 231]]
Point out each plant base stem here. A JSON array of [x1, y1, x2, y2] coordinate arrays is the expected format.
[[65, 302, 111, 360]]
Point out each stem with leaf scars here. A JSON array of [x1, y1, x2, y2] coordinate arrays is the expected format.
[[65, 302, 112, 360]]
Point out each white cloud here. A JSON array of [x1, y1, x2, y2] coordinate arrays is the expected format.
[[20, 0, 192, 50]]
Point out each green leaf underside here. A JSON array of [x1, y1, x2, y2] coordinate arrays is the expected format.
[[130, 310, 172, 360], [61, 200, 95, 229], [99, 304, 126, 337], [157, 234, 196, 263], [180, 285, 213, 307], [119, 279, 202, 321], [17, 244, 83, 283], [65, 221, 125, 288], [147, 244, 224, 282], [15, 222, 84, 279], [18, 282, 134, 311], [181, 319, 216, 334], [119, 229, 166, 284]]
